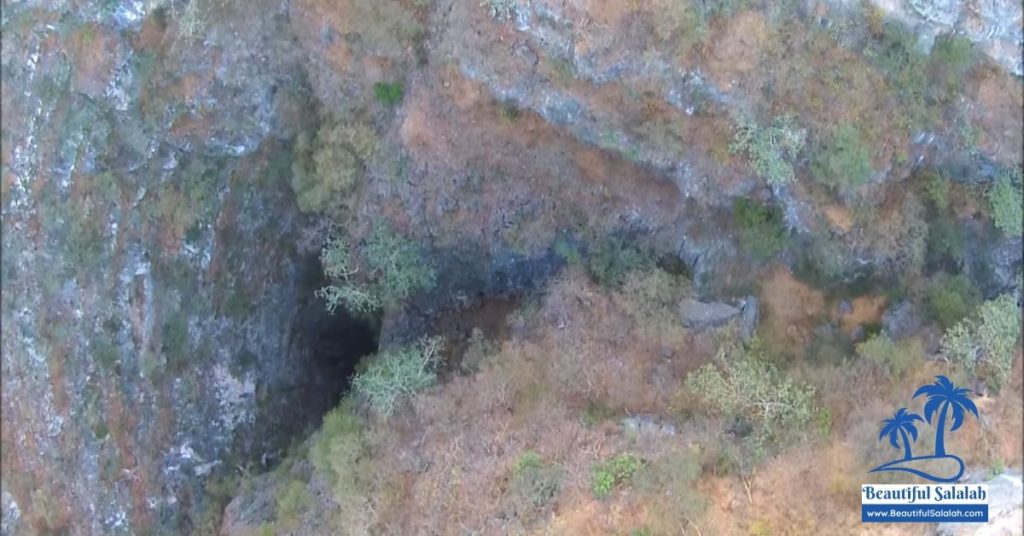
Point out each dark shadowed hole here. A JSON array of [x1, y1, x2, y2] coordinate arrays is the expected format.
[[294, 302, 379, 416], [277, 255, 381, 439]]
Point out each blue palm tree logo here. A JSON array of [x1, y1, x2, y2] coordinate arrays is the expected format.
[[869, 376, 979, 483], [879, 408, 923, 461]]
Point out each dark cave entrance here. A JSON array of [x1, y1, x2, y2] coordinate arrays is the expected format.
[[284, 253, 380, 432], [291, 300, 380, 417]]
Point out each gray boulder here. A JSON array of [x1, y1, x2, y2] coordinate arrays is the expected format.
[[678, 298, 741, 328]]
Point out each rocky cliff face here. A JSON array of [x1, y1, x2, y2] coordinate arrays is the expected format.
[[1, 0, 1021, 534], [0, 1, 344, 532]]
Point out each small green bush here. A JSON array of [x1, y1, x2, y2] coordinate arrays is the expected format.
[[941, 294, 1022, 392], [591, 453, 642, 498], [930, 33, 973, 94], [374, 82, 404, 107], [987, 167, 1023, 237], [925, 274, 981, 328], [352, 336, 444, 417], [855, 333, 923, 378], [733, 198, 788, 259], [920, 170, 950, 211], [729, 115, 806, 187], [507, 451, 562, 522], [811, 125, 873, 189], [586, 237, 653, 287]]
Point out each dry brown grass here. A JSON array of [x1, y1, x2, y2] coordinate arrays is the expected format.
[[318, 266, 1021, 535]]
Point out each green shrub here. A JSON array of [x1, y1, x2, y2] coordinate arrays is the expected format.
[[352, 336, 444, 417], [987, 167, 1023, 237], [941, 294, 1022, 392], [930, 33, 973, 94], [374, 82, 404, 107], [927, 217, 966, 265], [867, 22, 930, 130], [317, 223, 436, 314], [920, 170, 950, 211], [586, 237, 653, 287], [309, 400, 376, 528], [684, 338, 816, 458], [507, 451, 562, 523], [276, 480, 312, 525], [811, 125, 873, 189], [729, 115, 807, 187], [925, 274, 981, 328], [591, 453, 642, 498], [290, 118, 377, 215], [855, 333, 924, 378], [732, 198, 788, 259]]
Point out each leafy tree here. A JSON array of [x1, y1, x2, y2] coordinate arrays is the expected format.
[[316, 223, 436, 315], [913, 376, 978, 457], [684, 337, 816, 459], [987, 167, 1023, 237], [811, 125, 873, 189], [941, 294, 1022, 392], [362, 222, 437, 306], [316, 237, 381, 315], [291, 118, 377, 215], [352, 336, 444, 417], [878, 408, 923, 460], [729, 115, 806, 187]]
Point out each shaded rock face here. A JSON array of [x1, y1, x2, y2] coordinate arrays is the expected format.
[[0, 1, 359, 533]]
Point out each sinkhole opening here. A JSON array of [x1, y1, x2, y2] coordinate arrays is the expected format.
[[289, 291, 380, 425], [286, 252, 382, 428]]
